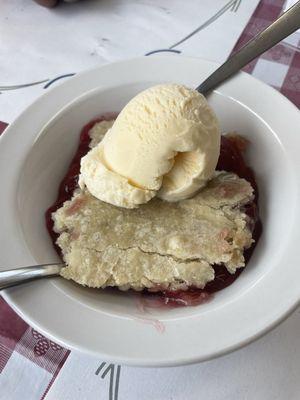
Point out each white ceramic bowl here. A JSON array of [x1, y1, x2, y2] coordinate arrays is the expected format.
[[1, 56, 300, 367]]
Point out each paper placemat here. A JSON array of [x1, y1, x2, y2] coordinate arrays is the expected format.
[[0, 0, 260, 122]]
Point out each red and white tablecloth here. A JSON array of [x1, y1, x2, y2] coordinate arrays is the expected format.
[[234, 0, 300, 106], [0, 1, 299, 399]]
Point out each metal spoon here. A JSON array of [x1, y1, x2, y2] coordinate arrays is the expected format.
[[197, 0, 300, 94], [0, 264, 64, 290], [1, 2, 300, 290]]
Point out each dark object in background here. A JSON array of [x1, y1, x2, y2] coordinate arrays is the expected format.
[[33, 0, 79, 7], [34, 0, 59, 6]]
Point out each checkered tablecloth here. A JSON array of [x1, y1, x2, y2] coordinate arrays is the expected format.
[[235, 0, 300, 106], [0, 1, 299, 399]]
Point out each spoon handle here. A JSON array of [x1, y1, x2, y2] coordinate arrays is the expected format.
[[0, 264, 64, 290], [196, 1, 300, 94]]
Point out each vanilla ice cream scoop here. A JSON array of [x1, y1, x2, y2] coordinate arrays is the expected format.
[[80, 83, 220, 208]]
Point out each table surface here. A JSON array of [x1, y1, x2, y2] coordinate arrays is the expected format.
[[0, 1, 300, 399]]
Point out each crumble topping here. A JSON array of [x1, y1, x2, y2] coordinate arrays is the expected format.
[[88, 119, 114, 148], [52, 121, 254, 291]]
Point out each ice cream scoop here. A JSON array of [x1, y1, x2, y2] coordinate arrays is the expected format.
[[80, 84, 220, 208], [79, 142, 155, 208]]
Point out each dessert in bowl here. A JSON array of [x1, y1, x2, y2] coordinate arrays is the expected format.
[[46, 83, 262, 306], [1, 56, 299, 366]]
